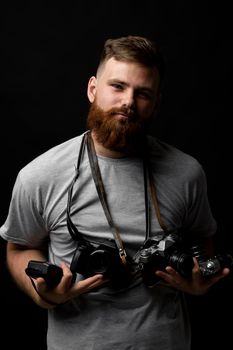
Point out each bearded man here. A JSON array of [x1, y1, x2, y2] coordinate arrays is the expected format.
[[1, 35, 229, 350]]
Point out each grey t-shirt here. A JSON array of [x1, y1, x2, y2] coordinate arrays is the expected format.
[[0, 132, 216, 350]]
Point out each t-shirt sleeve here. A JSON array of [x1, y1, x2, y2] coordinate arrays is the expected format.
[[183, 164, 217, 239], [0, 172, 48, 247]]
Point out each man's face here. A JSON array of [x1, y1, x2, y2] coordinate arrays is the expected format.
[[87, 57, 160, 153]]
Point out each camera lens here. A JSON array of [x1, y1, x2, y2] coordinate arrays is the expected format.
[[169, 252, 194, 278], [89, 249, 112, 274]]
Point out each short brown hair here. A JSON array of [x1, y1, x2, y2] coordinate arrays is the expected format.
[[97, 35, 165, 84]]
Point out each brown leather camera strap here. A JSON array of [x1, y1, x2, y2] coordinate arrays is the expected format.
[[147, 169, 168, 233], [86, 132, 127, 264]]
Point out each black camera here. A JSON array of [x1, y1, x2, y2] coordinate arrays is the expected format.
[[190, 245, 233, 277], [70, 241, 133, 287], [25, 260, 63, 288], [198, 254, 233, 276], [133, 233, 194, 287]]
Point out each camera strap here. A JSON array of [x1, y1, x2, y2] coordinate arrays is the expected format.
[[86, 131, 128, 265], [147, 165, 168, 233], [66, 130, 168, 266], [66, 131, 89, 244]]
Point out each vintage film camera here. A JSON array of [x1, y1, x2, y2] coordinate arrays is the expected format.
[[133, 232, 194, 287], [190, 244, 233, 277]]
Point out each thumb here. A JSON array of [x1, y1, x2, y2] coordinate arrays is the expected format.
[[35, 277, 49, 292]]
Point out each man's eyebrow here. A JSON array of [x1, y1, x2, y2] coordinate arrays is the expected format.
[[107, 78, 154, 93], [108, 78, 126, 85]]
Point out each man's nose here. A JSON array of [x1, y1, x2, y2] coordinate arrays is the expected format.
[[122, 90, 135, 108]]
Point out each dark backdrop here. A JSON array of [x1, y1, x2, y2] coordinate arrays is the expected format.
[[0, 2, 232, 349]]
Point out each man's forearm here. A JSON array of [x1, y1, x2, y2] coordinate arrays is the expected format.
[[6, 242, 49, 307]]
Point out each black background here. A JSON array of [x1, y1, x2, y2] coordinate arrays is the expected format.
[[0, 2, 232, 349]]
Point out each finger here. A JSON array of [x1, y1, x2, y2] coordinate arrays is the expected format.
[[60, 262, 75, 286], [155, 269, 180, 286], [165, 267, 184, 285], [222, 267, 231, 276], [165, 266, 177, 275], [192, 257, 201, 273], [77, 274, 107, 293]]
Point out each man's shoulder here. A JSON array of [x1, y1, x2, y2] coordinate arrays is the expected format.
[[147, 135, 203, 177], [18, 133, 85, 185]]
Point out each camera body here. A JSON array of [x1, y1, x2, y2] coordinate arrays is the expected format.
[[25, 260, 63, 288], [190, 244, 233, 277], [198, 253, 233, 276], [70, 241, 132, 287], [71, 233, 233, 288], [133, 233, 194, 287]]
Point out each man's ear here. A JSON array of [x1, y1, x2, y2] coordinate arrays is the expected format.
[[87, 76, 97, 103]]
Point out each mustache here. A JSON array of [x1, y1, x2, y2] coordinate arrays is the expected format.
[[108, 107, 137, 119]]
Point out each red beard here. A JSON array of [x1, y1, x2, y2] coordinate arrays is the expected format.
[[86, 101, 149, 153]]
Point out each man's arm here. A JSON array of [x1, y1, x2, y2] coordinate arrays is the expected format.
[[6, 242, 52, 308], [6, 242, 108, 308]]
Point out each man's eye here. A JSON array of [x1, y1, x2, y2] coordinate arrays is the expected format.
[[138, 92, 152, 99], [111, 83, 123, 90]]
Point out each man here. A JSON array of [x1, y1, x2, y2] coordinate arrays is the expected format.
[[0, 35, 229, 350]]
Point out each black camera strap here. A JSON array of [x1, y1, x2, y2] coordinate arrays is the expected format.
[[66, 131, 89, 243], [66, 130, 167, 265]]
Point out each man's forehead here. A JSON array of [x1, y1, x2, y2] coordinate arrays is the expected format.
[[99, 57, 160, 86]]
